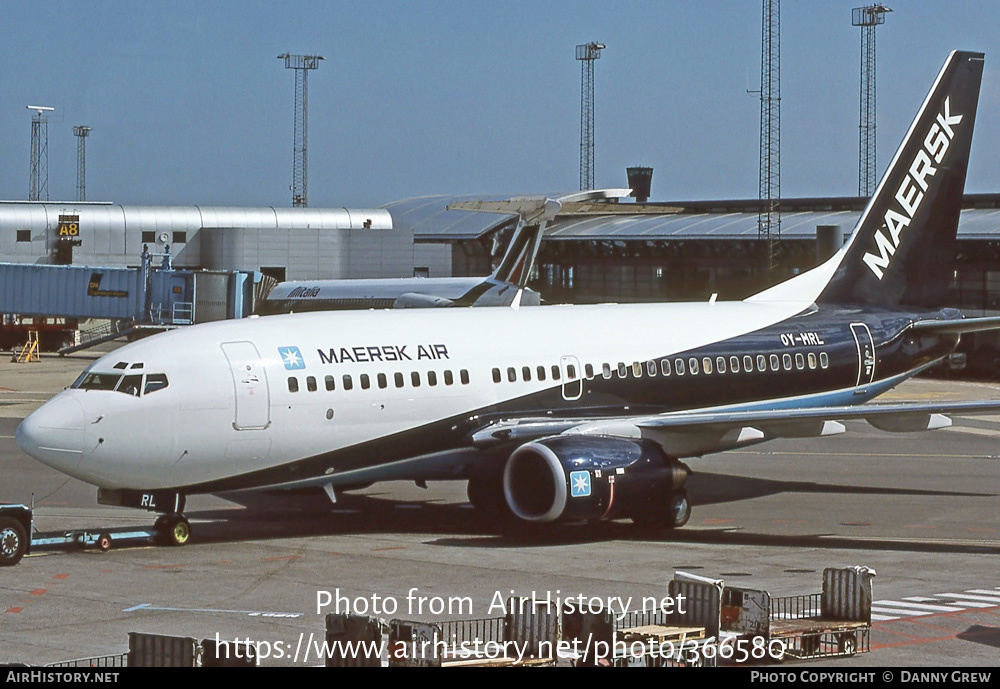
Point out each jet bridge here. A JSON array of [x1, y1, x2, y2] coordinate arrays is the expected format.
[[0, 248, 260, 353]]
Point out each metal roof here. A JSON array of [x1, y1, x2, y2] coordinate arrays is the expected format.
[[391, 193, 1000, 242], [544, 207, 1000, 241]]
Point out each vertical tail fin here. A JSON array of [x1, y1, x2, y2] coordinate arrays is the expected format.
[[751, 50, 984, 307]]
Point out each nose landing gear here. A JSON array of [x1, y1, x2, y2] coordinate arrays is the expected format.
[[154, 514, 192, 546]]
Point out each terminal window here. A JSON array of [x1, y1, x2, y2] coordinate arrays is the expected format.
[[17, 230, 31, 242]]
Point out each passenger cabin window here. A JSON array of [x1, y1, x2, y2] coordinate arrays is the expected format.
[[507, 367, 516, 383], [522, 366, 531, 382], [307, 376, 317, 392], [688, 358, 699, 375], [492, 368, 501, 384], [378, 373, 388, 389], [716, 357, 726, 374], [820, 352, 830, 369], [411, 372, 421, 387], [460, 369, 470, 385], [661, 359, 671, 376], [343, 375, 353, 391], [288, 377, 299, 393], [769, 354, 779, 371], [675, 359, 685, 375], [782, 354, 792, 371], [551, 366, 560, 381], [444, 370, 454, 386], [756, 355, 766, 372], [603, 363, 613, 379], [359, 374, 370, 390], [702, 357, 713, 374], [395, 372, 405, 388], [428, 371, 438, 386], [585, 364, 594, 379], [632, 362, 642, 378], [808, 353, 818, 369], [730, 356, 740, 373], [647, 360, 657, 377], [795, 353, 805, 370], [617, 362, 627, 379], [744, 355, 754, 372], [325, 375, 336, 391], [537, 366, 547, 381], [566, 364, 578, 380]]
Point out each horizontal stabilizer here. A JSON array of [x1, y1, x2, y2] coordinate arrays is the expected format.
[[910, 316, 1000, 335]]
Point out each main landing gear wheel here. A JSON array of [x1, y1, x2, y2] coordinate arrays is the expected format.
[[0, 517, 27, 566], [97, 532, 113, 552], [467, 477, 507, 519], [632, 488, 692, 530], [155, 514, 191, 547]]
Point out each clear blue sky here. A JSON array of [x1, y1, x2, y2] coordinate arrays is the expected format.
[[1, 1, 998, 208]]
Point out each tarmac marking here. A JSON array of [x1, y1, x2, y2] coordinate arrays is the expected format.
[[262, 555, 301, 562], [124, 603, 303, 618], [742, 450, 993, 459], [939, 593, 1000, 604], [4, 608, 23, 614], [955, 414, 1000, 424], [51, 574, 69, 579], [872, 586, 1000, 620], [370, 546, 406, 552], [144, 564, 186, 569], [941, 426, 1000, 437], [30, 589, 47, 596]]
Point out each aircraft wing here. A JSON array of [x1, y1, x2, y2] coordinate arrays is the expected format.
[[470, 399, 1000, 457], [262, 398, 1000, 494]]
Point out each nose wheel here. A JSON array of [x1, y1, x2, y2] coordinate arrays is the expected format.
[[154, 514, 191, 546]]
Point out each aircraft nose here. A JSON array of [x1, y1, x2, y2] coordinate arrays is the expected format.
[[16, 395, 86, 473]]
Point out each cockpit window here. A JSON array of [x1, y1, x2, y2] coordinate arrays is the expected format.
[[143, 373, 169, 395], [77, 373, 123, 391], [116, 374, 142, 397]]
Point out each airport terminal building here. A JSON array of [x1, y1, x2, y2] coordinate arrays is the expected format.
[[3, 193, 1000, 366]]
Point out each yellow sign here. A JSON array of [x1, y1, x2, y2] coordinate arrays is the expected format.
[[58, 222, 79, 236]]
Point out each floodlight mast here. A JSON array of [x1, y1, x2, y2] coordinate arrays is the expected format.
[[27, 105, 55, 202], [279, 53, 324, 207], [575, 42, 605, 191]]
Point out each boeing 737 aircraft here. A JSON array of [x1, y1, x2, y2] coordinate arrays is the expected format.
[[16, 51, 1000, 547], [257, 189, 628, 313]]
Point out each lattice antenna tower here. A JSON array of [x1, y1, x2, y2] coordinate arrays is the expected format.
[[278, 53, 324, 207], [758, 0, 780, 272], [576, 42, 605, 191], [74, 126, 92, 202], [853, 4, 891, 197], [27, 105, 54, 202]]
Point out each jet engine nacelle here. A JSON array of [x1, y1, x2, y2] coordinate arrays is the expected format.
[[502, 436, 688, 523], [393, 293, 454, 308]]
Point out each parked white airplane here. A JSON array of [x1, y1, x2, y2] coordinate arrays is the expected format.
[[257, 189, 629, 313], [16, 51, 1000, 547]]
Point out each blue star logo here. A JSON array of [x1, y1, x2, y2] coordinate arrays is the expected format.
[[570, 471, 591, 498], [279, 346, 305, 370]]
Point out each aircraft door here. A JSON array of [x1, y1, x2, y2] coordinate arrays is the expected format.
[[850, 323, 875, 395], [560, 355, 583, 401], [220, 341, 271, 430]]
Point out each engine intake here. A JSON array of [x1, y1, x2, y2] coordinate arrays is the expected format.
[[502, 436, 687, 523]]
